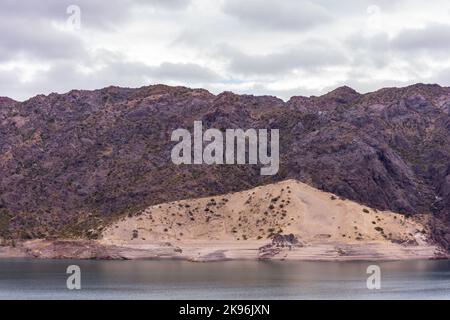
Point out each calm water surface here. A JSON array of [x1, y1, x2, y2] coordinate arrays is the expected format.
[[0, 259, 449, 299]]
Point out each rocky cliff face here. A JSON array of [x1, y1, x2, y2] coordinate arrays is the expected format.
[[1, 83, 450, 250]]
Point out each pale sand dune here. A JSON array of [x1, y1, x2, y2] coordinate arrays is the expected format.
[[99, 180, 446, 261]]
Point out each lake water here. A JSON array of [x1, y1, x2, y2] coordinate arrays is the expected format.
[[0, 259, 449, 300]]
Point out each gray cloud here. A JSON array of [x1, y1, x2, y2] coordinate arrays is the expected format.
[[221, 42, 348, 76], [0, 59, 152, 100], [2, 0, 450, 101], [391, 23, 450, 52], [222, 0, 333, 31], [345, 33, 391, 68], [345, 23, 450, 72], [0, 18, 87, 62], [428, 66, 450, 85], [0, 0, 192, 64], [0, 68, 27, 99], [347, 23, 450, 55], [0, 0, 191, 30], [152, 62, 221, 82], [0, 49, 222, 101], [144, 0, 191, 9], [314, 0, 402, 14]]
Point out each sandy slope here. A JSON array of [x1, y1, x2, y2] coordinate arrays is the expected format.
[[98, 180, 444, 261], [3, 180, 442, 261]]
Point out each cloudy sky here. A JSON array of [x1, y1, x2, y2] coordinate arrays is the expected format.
[[2, 0, 450, 101]]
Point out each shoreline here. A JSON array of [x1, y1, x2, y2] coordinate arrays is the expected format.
[[0, 239, 447, 262]]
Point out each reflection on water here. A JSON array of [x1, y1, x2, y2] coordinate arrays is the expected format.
[[0, 259, 449, 299]]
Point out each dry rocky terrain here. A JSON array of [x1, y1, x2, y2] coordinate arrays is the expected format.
[[1, 83, 450, 254]]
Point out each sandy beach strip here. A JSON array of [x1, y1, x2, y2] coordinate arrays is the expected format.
[[0, 239, 446, 262]]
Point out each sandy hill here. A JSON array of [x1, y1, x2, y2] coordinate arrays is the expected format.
[[102, 180, 431, 247]]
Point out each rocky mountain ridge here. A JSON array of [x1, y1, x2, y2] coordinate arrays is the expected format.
[[1, 83, 450, 250]]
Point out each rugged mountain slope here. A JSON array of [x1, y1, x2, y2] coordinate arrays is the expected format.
[[1, 83, 450, 250]]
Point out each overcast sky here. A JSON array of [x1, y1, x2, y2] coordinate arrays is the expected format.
[[2, 0, 450, 101]]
